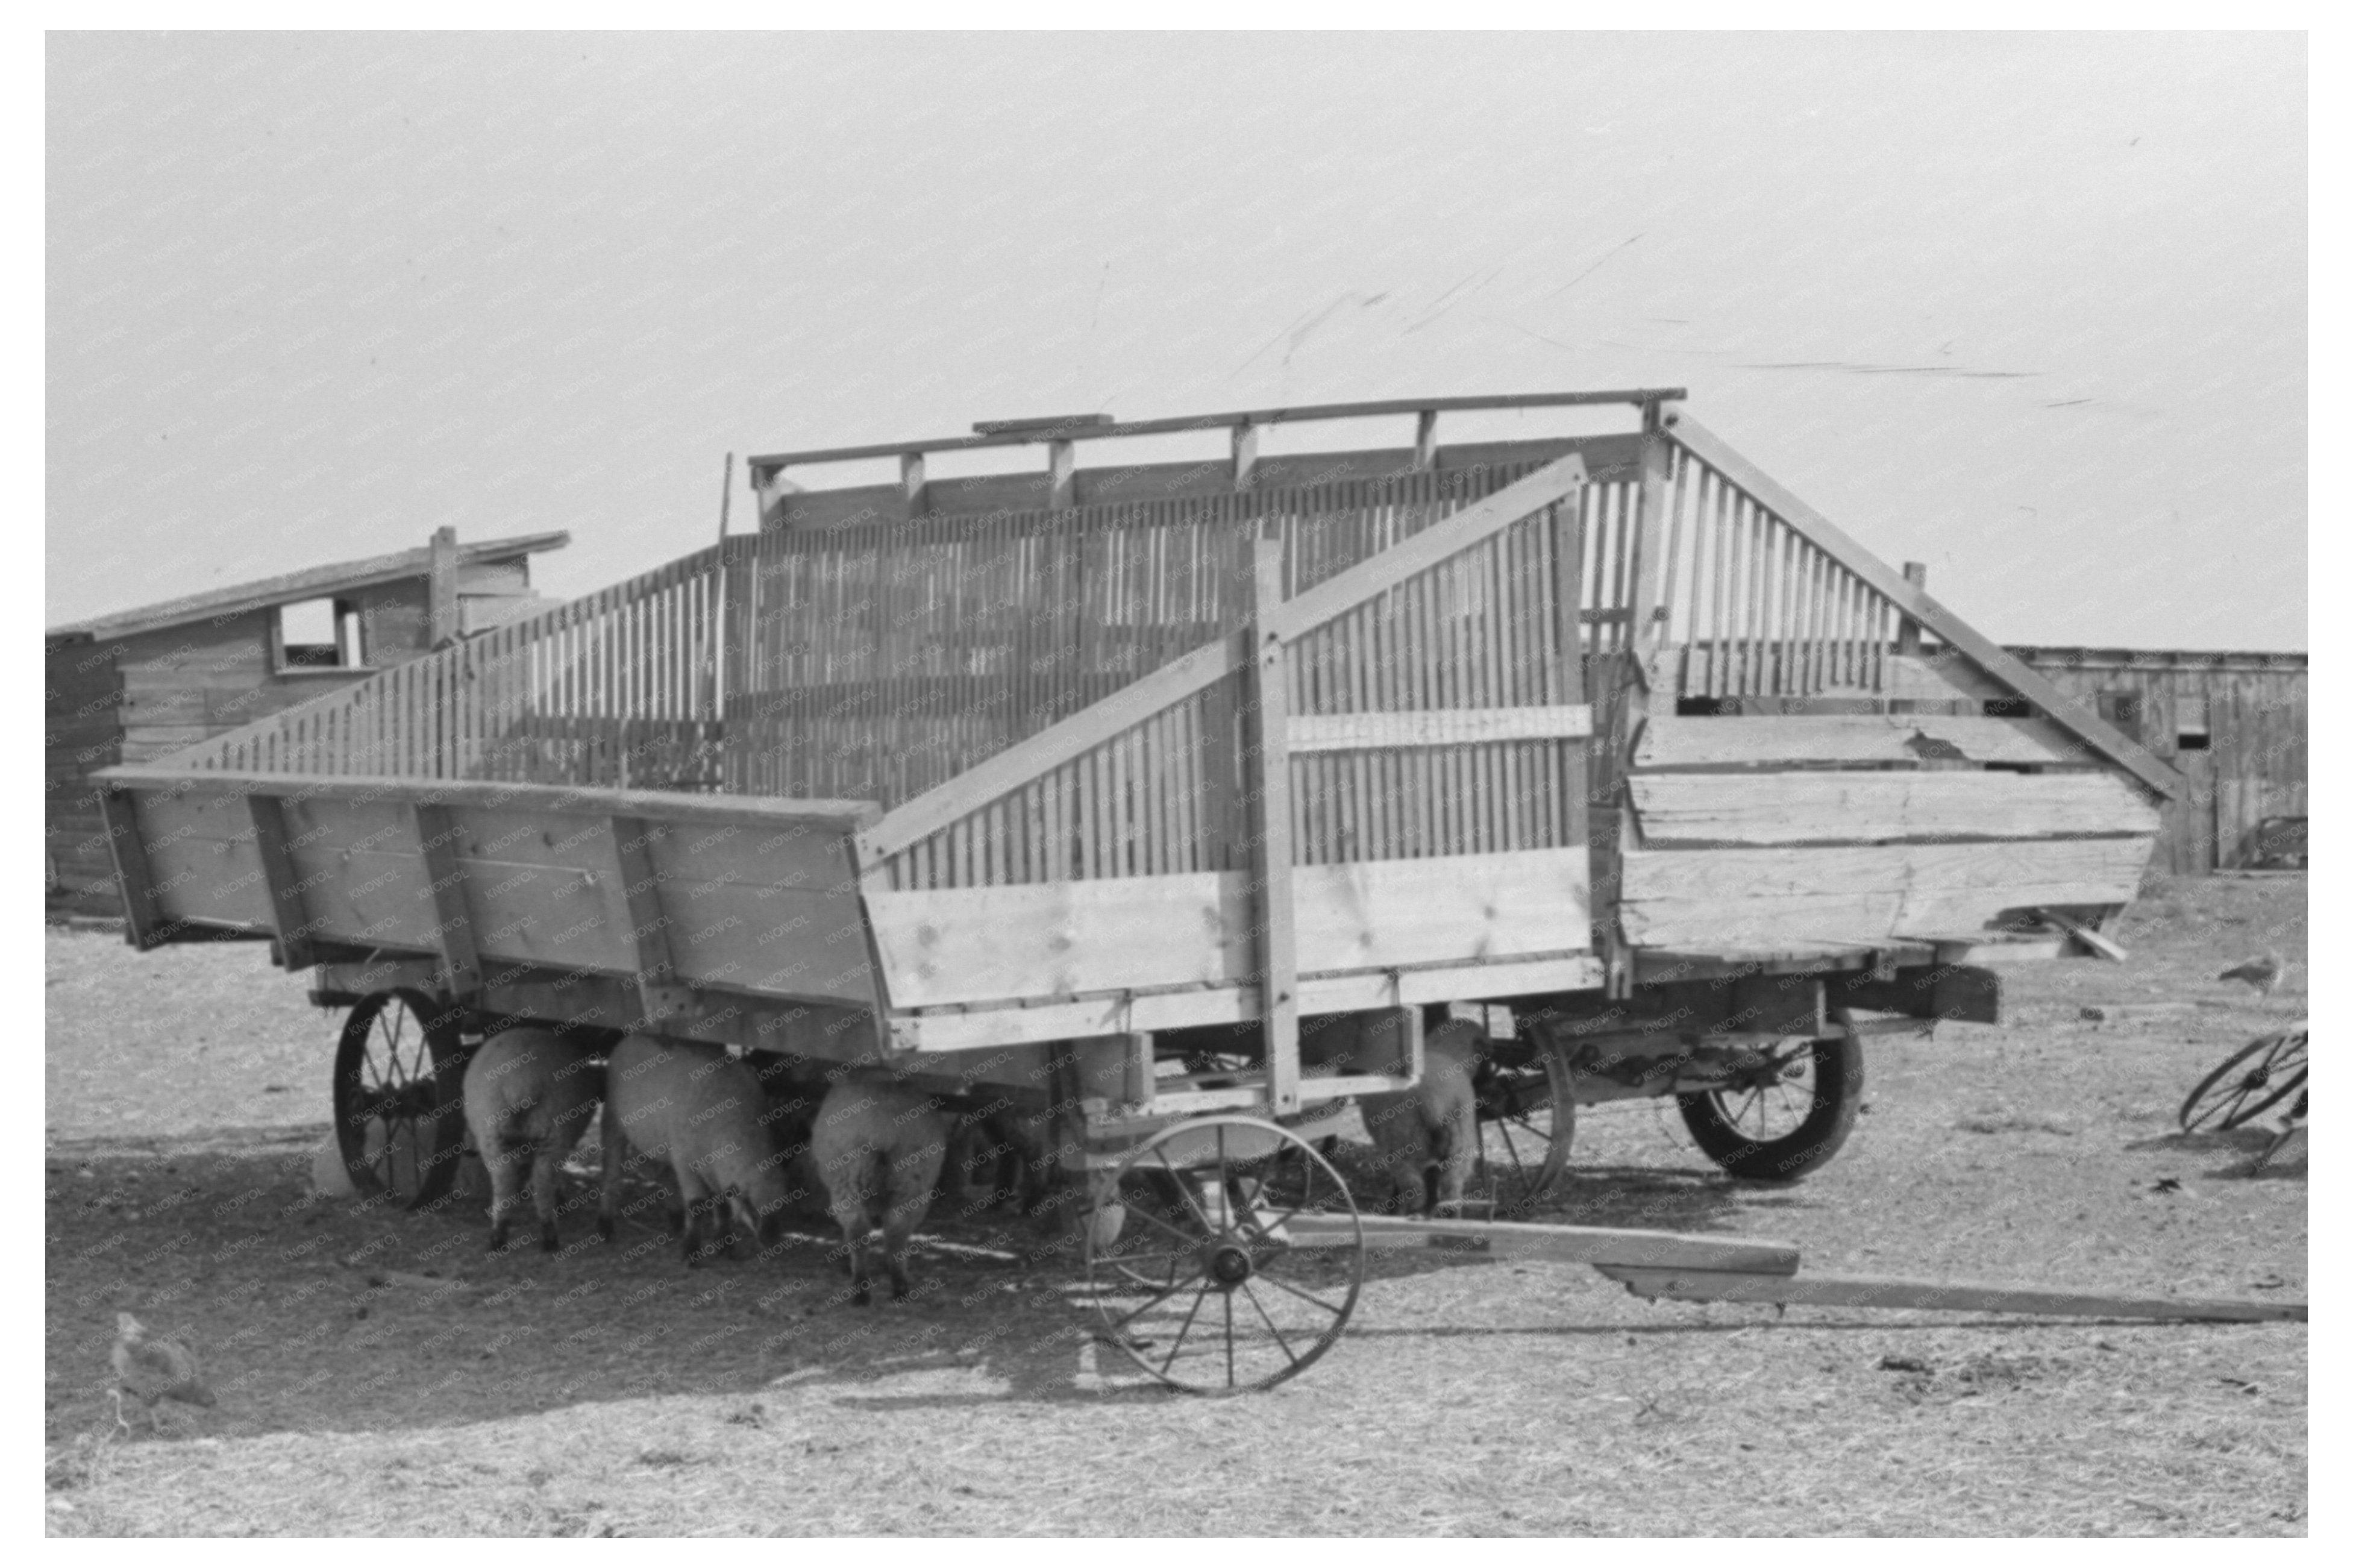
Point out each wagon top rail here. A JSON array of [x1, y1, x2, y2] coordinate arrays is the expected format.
[[746, 387, 1688, 480]]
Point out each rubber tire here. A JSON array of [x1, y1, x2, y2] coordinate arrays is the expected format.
[[1676, 1033, 1864, 1182]]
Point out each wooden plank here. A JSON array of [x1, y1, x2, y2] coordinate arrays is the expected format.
[[887, 953, 1605, 1052], [245, 794, 316, 970], [1634, 713, 2090, 770], [1599, 1266, 2304, 1323], [427, 525, 460, 647], [865, 847, 1592, 1009], [412, 803, 481, 996], [1666, 415, 2179, 798], [748, 389, 1685, 474], [1629, 425, 1672, 653], [2034, 906, 2129, 962], [95, 787, 160, 949], [1287, 704, 1593, 753], [1287, 1214, 1802, 1275], [1629, 770, 2161, 847], [605, 815, 688, 1019], [99, 768, 877, 833], [1617, 837, 2153, 950], [1247, 525, 1303, 1114], [861, 458, 1588, 861]]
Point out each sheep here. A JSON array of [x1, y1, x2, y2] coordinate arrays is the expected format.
[[598, 1034, 797, 1265], [809, 1070, 953, 1304], [1305, 1011, 1485, 1215], [460, 1025, 605, 1252]]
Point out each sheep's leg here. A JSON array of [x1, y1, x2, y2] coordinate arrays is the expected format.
[[1435, 1100, 1477, 1212], [676, 1165, 713, 1266], [828, 1185, 873, 1306], [880, 1191, 925, 1302], [484, 1137, 528, 1251], [531, 1144, 566, 1253], [597, 1100, 622, 1241]]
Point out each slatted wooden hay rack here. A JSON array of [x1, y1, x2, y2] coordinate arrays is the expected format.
[[95, 389, 2273, 1394]]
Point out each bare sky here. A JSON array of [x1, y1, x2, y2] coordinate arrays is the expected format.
[[46, 31, 2305, 649]]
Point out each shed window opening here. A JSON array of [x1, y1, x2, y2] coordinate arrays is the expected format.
[[2176, 693, 2211, 751], [279, 597, 363, 670]]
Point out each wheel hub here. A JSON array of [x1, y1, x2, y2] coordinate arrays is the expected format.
[[1206, 1242, 1253, 1290]]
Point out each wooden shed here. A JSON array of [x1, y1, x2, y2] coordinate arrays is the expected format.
[[46, 527, 568, 916], [2002, 645, 2306, 875]]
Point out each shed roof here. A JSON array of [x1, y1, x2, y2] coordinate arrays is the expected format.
[[46, 530, 571, 643]]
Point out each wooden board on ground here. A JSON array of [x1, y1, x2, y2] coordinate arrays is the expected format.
[[1598, 1265, 2307, 1323]]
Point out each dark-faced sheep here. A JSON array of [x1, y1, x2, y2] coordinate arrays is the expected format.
[[599, 1034, 796, 1264], [460, 1025, 605, 1252], [810, 1071, 952, 1304]]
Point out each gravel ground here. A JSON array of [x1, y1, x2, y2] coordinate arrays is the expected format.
[[45, 874, 2306, 1535]]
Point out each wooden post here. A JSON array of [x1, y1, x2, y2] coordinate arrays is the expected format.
[[412, 803, 481, 998], [1231, 422, 1259, 491], [247, 794, 315, 972], [604, 815, 688, 1023], [1889, 561, 1927, 715], [1896, 561, 1927, 656], [96, 786, 160, 950], [1412, 409, 1439, 471], [1245, 522, 1301, 1114], [426, 526, 460, 648], [1047, 440, 1077, 510], [1630, 409, 1672, 655], [900, 452, 929, 519]]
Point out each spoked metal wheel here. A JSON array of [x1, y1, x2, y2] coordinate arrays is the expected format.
[[2179, 1024, 2308, 1133], [334, 988, 467, 1209], [1676, 1033, 1864, 1182], [1086, 1115, 1364, 1395], [1469, 1044, 1574, 1215]]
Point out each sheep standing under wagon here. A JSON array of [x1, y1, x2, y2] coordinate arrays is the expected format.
[[1304, 1012, 1485, 1215], [810, 1071, 953, 1304], [598, 1035, 798, 1264], [461, 1026, 606, 1252]]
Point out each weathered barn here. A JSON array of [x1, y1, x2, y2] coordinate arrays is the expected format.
[[45, 527, 569, 916], [2004, 645, 2306, 875]]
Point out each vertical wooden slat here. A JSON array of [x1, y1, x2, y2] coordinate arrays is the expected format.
[[1246, 523, 1301, 1115], [413, 802, 481, 997], [247, 794, 315, 971]]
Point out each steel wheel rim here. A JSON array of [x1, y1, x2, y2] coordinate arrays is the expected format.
[[2182, 1029, 2310, 1133], [1471, 1046, 1572, 1214], [1086, 1115, 1362, 1395], [336, 990, 461, 1208]]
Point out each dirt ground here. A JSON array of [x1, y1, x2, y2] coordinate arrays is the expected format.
[[45, 875, 2306, 1536]]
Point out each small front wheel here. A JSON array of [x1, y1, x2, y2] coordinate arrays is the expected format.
[[1085, 1116, 1364, 1394], [1677, 1032, 1864, 1181]]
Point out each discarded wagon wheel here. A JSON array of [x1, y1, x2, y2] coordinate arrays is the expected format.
[[1470, 1045, 1574, 1215], [2179, 1024, 2308, 1134], [1086, 1115, 1363, 1395], [334, 988, 468, 1209], [1676, 1032, 1864, 1181]]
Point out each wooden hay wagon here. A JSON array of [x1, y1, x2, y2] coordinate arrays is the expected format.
[[101, 389, 2286, 1393]]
